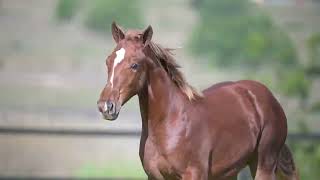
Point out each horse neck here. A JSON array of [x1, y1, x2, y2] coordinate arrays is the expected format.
[[138, 66, 187, 134]]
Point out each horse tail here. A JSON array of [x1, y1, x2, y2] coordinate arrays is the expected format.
[[276, 144, 299, 180]]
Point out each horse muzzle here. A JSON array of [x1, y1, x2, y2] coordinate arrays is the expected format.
[[97, 100, 120, 121]]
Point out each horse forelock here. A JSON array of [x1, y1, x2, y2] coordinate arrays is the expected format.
[[146, 42, 203, 101], [124, 30, 143, 42]]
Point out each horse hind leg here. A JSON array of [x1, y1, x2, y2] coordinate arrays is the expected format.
[[254, 156, 277, 180], [251, 126, 284, 180], [250, 144, 299, 180]]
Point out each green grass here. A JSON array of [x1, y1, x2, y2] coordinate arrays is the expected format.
[[75, 160, 146, 178]]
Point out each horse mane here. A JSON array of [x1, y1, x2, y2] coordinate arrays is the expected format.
[[146, 42, 203, 101]]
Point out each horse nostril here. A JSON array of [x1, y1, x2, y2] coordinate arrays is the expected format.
[[98, 100, 115, 114], [107, 100, 113, 111]]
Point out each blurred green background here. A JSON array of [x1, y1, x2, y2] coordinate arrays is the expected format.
[[0, 0, 319, 179]]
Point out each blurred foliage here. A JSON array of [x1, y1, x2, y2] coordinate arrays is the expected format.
[[278, 69, 310, 99], [189, 0, 298, 68], [288, 121, 320, 180], [311, 101, 320, 112], [84, 0, 143, 33], [307, 32, 320, 64], [306, 32, 320, 76], [56, 0, 79, 21], [56, 0, 143, 33], [189, 0, 319, 101], [289, 141, 320, 179]]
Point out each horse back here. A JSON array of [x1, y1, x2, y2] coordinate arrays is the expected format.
[[201, 79, 287, 130]]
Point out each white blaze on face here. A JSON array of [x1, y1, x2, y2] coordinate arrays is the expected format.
[[110, 48, 126, 88]]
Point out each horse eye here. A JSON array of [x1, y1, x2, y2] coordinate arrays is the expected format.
[[130, 63, 139, 70]]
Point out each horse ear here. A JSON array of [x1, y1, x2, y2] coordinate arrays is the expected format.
[[111, 21, 125, 43], [142, 25, 153, 46]]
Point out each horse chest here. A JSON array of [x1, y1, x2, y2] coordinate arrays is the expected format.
[[142, 137, 185, 179], [140, 111, 190, 178]]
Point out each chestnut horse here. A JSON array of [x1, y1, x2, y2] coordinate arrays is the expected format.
[[97, 22, 299, 180]]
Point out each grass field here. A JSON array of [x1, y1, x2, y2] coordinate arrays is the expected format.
[[75, 160, 146, 178]]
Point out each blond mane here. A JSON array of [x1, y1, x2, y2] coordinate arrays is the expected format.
[[147, 42, 203, 101]]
